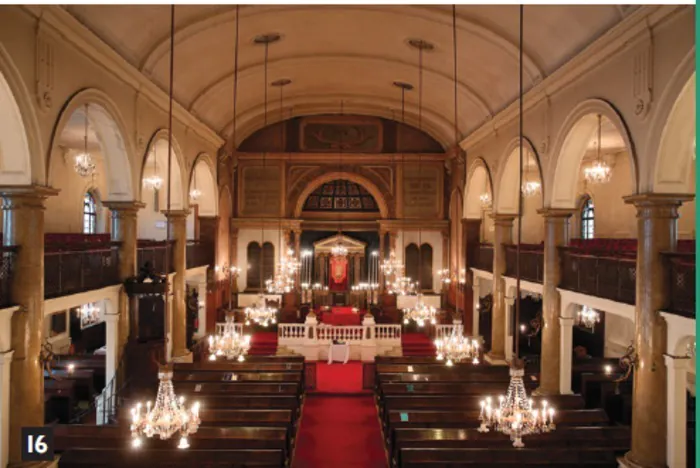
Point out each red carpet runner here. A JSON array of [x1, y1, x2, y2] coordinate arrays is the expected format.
[[293, 362, 387, 468], [248, 331, 278, 355], [401, 332, 437, 357]]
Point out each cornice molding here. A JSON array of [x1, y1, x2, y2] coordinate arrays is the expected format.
[[459, 5, 685, 152], [22, 6, 224, 150]]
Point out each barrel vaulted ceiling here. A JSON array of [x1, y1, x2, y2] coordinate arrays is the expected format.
[[65, 5, 636, 148]]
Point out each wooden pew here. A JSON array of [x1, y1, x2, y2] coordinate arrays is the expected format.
[[59, 448, 285, 468], [44, 380, 76, 423], [173, 382, 300, 395], [54, 424, 290, 460], [399, 447, 619, 467], [175, 361, 304, 373], [380, 381, 538, 396], [172, 371, 302, 383], [391, 426, 628, 466]]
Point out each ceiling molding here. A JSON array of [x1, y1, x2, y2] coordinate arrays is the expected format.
[[139, 5, 543, 83], [188, 54, 494, 120], [24, 6, 224, 150], [459, 4, 683, 152]]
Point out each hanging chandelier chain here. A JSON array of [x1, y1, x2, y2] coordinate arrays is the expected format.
[[232, 5, 239, 149], [83, 103, 89, 154], [596, 113, 602, 162], [515, 3, 524, 360]]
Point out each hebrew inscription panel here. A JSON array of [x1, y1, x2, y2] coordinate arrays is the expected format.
[[240, 166, 281, 217], [403, 165, 441, 218]]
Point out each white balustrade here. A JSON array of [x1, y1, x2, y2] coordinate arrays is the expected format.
[[278, 323, 307, 340], [316, 325, 365, 343], [375, 324, 401, 341], [436, 323, 464, 341], [215, 322, 243, 336]]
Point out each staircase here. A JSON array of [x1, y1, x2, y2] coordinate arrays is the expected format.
[[248, 332, 279, 355], [401, 332, 436, 357]]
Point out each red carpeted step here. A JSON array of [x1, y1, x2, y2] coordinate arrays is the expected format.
[[401, 332, 436, 357], [247, 332, 278, 356]]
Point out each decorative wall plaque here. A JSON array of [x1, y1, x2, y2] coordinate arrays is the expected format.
[[403, 165, 441, 218], [300, 116, 382, 152], [240, 166, 281, 216]]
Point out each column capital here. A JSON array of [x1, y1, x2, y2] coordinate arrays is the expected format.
[[623, 193, 693, 214], [490, 213, 516, 225], [0, 185, 59, 209], [161, 209, 191, 219], [103, 201, 146, 213], [537, 208, 576, 219], [559, 316, 576, 327]]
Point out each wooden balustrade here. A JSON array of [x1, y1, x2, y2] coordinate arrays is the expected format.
[[474, 244, 493, 272], [663, 252, 695, 318], [44, 247, 120, 298], [136, 240, 173, 274], [504, 245, 544, 283], [0, 246, 17, 307], [186, 240, 214, 269], [559, 248, 636, 305]]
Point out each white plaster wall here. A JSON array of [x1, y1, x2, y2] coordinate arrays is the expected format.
[[603, 312, 635, 357]]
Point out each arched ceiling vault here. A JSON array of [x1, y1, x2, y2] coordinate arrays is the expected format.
[[65, 4, 633, 148]]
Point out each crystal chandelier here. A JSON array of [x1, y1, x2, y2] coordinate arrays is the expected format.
[[208, 318, 251, 362], [380, 250, 402, 276], [189, 167, 202, 201], [78, 302, 100, 322], [245, 294, 278, 327], [577, 305, 600, 330], [478, 364, 556, 447], [583, 114, 612, 184], [435, 329, 480, 366], [331, 236, 348, 258], [130, 368, 201, 449], [438, 269, 452, 285], [143, 145, 163, 190], [479, 192, 492, 208], [521, 180, 541, 198], [74, 104, 97, 178], [402, 294, 437, 327], [387, 271, 415, 296]]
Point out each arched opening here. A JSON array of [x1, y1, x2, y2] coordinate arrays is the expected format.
[[83, 192, 98, 234], [463, 159, 494, 243], [294, 172, 389, 219], [0, 58, 40, 187], [245, 241, 275, 291], [187, 155, 219, 241], [138, 132, 186, 241], [579, 195, 595, 240], [652, 72, 696, 240], [551, 102, 638, 239], [300, 179, 381, 219], [495, 139, 544, 244], [46, 97, 134, 233]]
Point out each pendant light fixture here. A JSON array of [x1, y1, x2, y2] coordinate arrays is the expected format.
[[402, 37, 435, 326], [131, 5, 200, 449], [478, 6, 556, 447], [74, 104, 97, 178], [331, 101, 349, 259], [143, 144, 163, 190], [521, 149, 541, 198], [189, 170, 201, 202], [583, 114, 612, 184]]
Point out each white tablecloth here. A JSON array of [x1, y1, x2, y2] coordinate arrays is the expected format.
[[328, 343, 350, 364]]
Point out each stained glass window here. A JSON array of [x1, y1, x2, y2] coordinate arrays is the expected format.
[[303, 180, 379, 212]]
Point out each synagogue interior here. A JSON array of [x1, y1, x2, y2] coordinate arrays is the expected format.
[[0, 4, 695, 468]]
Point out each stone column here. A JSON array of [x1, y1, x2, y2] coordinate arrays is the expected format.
[[621, 194, 691, 468], [664, 355, 688, 468], [104, 201, 143, 356], [354, 254, 361, 287], [536, 209, 573, 394], [163, 210, 190, 362], [3, 186, 56, 464], [388, 231, 398, 253], [486, 214, 514, 363], [103, 312, 119, 389], [558, 311, 575, 395], [378, 229, 386, 291], [0, 350, 13, 468], [472, 280, 480, 339], [504, 294, 515, 362]]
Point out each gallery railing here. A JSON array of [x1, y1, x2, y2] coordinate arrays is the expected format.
[[136, 240, 173, 274], [44, 246, 120, 298], [474, 243, 494, 272], [559, 248, 636, 305], [505, 244, 544, 283], [186, 240, 214, 269], [662, 252, 695, 318]]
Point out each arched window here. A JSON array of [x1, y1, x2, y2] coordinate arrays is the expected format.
[[246, 242, 262, 289], [405, 244, 420, 285], [83, 192, 97, 234], [419, 243, 433, 291], [581, 198, 595, 239], [262, 242, 275, 282]]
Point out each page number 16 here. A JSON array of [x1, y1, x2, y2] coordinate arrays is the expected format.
[[21, 427, 53, 461]]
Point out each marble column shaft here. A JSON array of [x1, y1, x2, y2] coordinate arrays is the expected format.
[[164, 210, 189, 360], [378, 230, 386, 291], [622, 193, 691, 468], [538, 210, 573, 394], [4, 186, 56, 463], [488, 214, 514, 361], [104, 201, 143, 356]]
